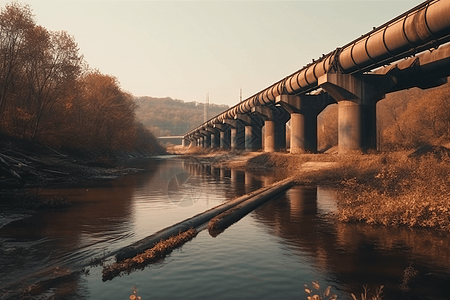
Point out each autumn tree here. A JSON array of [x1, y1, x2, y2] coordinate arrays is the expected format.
[[14, 27, 83, 141], [0, 1, 164, 154], [0, 2, 35, 121], [68, 71, 138, 150]]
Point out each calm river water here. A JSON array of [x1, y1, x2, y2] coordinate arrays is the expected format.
[[1, 156, 450, 300]]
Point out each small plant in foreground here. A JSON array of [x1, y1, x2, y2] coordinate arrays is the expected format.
[[129, 284, 142, 300], [351, 285, 383, 300], [304, 281, 337, 300], [399, 264, 419, 292]]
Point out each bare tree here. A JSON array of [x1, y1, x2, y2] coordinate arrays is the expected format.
[[0, 2, 35, 119], [17, 27, 83, 141]]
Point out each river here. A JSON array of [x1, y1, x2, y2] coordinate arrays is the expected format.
[[1, 156, 450, 300]]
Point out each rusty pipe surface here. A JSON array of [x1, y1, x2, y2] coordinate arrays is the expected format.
[[185, 0, 450, 139]]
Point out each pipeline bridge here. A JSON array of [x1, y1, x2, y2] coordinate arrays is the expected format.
[[157, 136, 184, 145], [183, 0, 450, 153]]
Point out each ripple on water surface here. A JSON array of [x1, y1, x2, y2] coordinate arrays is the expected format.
[[3, 157, 450, 300]]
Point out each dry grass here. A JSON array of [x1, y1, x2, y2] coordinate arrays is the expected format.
[[333, 153, 450, 231], [102, 228, 197, 281], [178, 147, 450, 231], [242, 150, 450, 231]]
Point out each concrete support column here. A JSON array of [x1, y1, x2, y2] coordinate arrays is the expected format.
[[213, 133, 220, 148], [244, 123, 262, 151], [214, 124, 231, 150], [253, 105, 290, 152], [276, 93, 335, 154], [290, 112, 318, 154], [224, 119, 245, 150], [337, 100, 377, 151], [230, 128, 237, 149], [205, 128, 220, 148], [210, 134, 216, 148], [319, 73, 389, 152], [203, 134, 211, 148], [264, 120, 276, 152], [235, 114, 263, 151], [199, 130, 211, 148]]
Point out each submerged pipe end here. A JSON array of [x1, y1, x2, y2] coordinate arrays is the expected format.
[[115, 246, 138, 262]]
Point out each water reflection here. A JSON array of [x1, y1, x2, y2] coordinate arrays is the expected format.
[[2, 158, 450, 300], [0, 176, 139, 298], [250, 186, 450, 299]]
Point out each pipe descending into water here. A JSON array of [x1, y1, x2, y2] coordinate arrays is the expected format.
[[114, 177, 295, 262], [101, 176, 295, 280], [208, 177, 294, 236], [185, 0, 450, 139]]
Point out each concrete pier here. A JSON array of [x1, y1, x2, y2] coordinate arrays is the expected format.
[[252, 105, 290, 152], [223, 119, 245, 150], [199, 130, 211, 148], [235, 114, 263, 151], [204, 127, 220, 148], [319, 73, 388, 152], [276, 93, 334, 154], [214, 124, 231, 149]]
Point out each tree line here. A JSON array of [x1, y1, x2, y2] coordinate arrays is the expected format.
[[318, 80, 450, 151], [0, 2, 163, 154], [134, 96, 229, 137]]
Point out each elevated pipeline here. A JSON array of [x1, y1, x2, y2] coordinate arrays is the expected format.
[[186, 0, 450, 138]]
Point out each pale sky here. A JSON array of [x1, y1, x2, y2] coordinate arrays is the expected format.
[[12, 0, 424, 106]]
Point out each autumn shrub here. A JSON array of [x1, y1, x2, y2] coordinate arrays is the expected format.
[[336, 153, 450, 230], [380, 84, 450, 150], [317, 104, 338, 152]]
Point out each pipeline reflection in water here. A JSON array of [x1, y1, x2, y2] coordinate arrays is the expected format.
[[2, 158, 450, 300]]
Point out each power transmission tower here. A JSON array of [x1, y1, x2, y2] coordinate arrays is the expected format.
[[204, 93, 209, 122]]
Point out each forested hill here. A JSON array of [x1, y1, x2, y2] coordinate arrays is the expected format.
[[134, 97, 229, 137]]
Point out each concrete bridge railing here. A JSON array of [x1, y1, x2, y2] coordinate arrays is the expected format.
[[183, 0, 450, 153]]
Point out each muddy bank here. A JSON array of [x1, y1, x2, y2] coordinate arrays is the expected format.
[[0, 138, 165, 190], [0, 137, 167, 223], [176, 147, 338, 179]]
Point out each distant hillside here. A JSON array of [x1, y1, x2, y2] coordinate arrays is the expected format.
[[134, 97, 229, 137]]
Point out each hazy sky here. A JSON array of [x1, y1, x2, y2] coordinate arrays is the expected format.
[[15, 0, 424, 106]]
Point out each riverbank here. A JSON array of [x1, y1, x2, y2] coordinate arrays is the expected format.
[[171, 145, 450, 232], [0, 136, 167, 189], [0, 136, 166, 214]]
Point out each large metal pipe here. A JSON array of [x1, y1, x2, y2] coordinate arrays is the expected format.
[[185, 0, 450, 139]]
